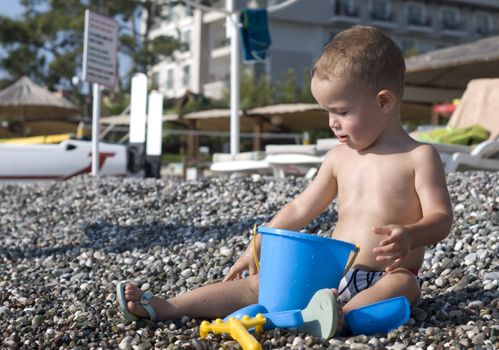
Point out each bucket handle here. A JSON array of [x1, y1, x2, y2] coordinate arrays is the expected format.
[[252, 224, 359, 278], [253, 224, 261, 273], [342, 245, 360, 278]]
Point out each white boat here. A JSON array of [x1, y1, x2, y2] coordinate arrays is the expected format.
[[0, 139, 127, 181]]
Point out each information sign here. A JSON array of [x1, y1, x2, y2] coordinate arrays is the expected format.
[[82, 10, 118, 88]]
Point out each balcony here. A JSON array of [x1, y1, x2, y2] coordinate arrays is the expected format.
[[440, 20, 467, 36], [213, 38, 230, 50], [369, 11, 397, 28], [331, 7, 361, 24], [203, 79, 229, 100], [211, 45, 230, 59], [475, 26, 495, 36], [406, 16, 433, 33]]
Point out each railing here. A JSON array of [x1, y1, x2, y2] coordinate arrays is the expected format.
[[475, 26, 494, 36], [333, 6, 360, 17], [407, 16, 432, 27], [441, 19, 467, 32], [214, 38, 230, 49], [370, 11, 395, 22]]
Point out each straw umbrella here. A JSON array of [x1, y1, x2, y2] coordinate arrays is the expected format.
[[0, 76, 79, 134]]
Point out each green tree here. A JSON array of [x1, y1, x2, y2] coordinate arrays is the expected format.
[[277, 68, 297, 103], [299, 69, 315, 103], [236, 70, 275, 110]]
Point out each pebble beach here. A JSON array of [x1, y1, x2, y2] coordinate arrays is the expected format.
[[0, 171, 497, 349]]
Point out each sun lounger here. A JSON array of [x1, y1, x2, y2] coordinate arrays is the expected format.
[[209, 151, 272, 175], [444, 139, 499, 173], [411, 128, 499, 172], [209, 139, 341, 178], [265, 138, 340, 178], [428, 142, 471, 165]]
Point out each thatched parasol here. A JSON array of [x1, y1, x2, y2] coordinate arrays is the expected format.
[[0, 76, 79, 121], [405, 35, 499, 90]]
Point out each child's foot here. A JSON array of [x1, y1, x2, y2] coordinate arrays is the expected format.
[[124, 283, 152, 318], [116, 281, 158, 321]]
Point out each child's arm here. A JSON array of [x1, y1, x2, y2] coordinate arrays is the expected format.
[[266, 150, 339, 230], [224, 149, 340, 281], [373, 144, 453, 271]]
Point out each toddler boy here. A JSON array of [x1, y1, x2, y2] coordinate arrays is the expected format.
[[118, 26, 453, 336]]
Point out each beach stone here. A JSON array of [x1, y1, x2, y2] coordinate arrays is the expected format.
[[368, 338, 382, 348], [31, 315, 43, 328], [191, 338, 207, 350], [136, 341, 152, 350], [119, 336, 133, 350], [180, 315, 190, 325], [464, 253, 477, 265], [194, 242, 207, 250], [219, 247, 233, 258], [435, 277, 446, 287], [181, 269, 193, 278], [483, 271, 499, 280], [124, 258, 135, 265], [472, 333, 486, 345], [292, 336, 305, 348]]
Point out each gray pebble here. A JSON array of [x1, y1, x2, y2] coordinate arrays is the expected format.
[[292, 336, 305, 347], [219, 247, 234, 258], [119, 335, 133, 350], [464, 253, 477, 265]]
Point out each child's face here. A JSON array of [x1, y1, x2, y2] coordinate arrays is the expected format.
[[311, 77, 388, 150]]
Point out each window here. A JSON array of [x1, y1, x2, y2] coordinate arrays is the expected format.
[[370, 0, 391, 21], [475, 12, 492, 35], [181, 29, 191, 51], [333, 0, 358, 17], [164, 7, 176, 22], [406, 2, 428, 26], [151, 71, 160, 89], [182, 65, 191, 87], [166, 69, 174, 90], [441, 7, 460, 30]]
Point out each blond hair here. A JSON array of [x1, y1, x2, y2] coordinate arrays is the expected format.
[[312, 26, 405, 98]]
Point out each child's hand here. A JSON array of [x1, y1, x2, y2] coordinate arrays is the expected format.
[[372, 225, 411, 272], [223, 238, 260, 282]]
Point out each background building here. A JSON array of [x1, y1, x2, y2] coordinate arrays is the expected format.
[[149, 0, 499, 101]]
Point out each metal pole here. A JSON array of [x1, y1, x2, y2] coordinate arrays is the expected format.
[[228, 0, 240, 157], [91, 83, 101, 176]]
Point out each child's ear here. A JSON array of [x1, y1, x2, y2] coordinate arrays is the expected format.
[[376, 90, 395, 112]]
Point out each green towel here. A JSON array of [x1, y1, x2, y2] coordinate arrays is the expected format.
[[416, 125, 490, 145]]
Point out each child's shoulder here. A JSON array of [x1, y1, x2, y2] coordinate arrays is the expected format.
[[320, 144, 350, 171], [324, 143, 350, 160], [408, 141, 445, 174], [408, 141, 440, 160]]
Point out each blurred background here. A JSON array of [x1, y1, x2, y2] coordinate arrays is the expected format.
[[1, 0, 499, 179]]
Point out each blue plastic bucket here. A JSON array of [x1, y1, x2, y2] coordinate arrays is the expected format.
[[257, 227, 358, 312]]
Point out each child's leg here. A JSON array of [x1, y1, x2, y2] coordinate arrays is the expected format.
[[124, 274, 259, 321], [342, 268, 420, 314], [336, 268, 420, 333]]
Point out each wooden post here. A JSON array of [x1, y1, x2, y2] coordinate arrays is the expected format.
[[187, 119, 196, 161], [431, 104, 439, 125], [253, 115, 263, 151]]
